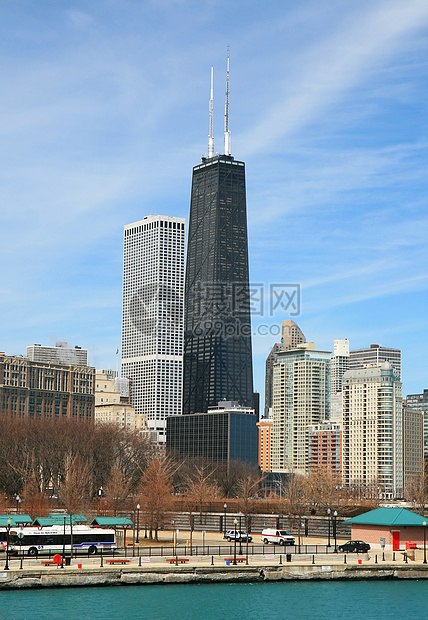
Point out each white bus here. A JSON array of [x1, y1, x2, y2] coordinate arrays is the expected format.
[[8, 525, 116, 557]]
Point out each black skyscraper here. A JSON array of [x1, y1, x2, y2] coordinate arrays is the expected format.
[[182, 152, 254, 414], [183, 54, 254, 415]]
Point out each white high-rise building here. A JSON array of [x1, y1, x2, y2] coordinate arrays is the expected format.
[[342, 362, 403, 499], [331, 338, 349, 393], [121, 215, 185, 443], [27, 342, 88, 366], [330, 338, 349, 424]]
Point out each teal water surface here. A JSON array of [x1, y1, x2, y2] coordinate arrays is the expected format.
[[1, 580, 427, 620]]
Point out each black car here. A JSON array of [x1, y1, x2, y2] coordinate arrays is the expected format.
[[338, 540, 370, 553]]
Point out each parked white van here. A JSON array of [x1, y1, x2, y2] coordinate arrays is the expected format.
[[261, 528, 295, 546]]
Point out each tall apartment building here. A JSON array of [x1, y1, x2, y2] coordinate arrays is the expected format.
[[342, 362, 403, 499], [350, 344, 401, 380], [265, 321, 305, 417], [121, 214, 185, 443], [182, 60, 253, 415], [271, 343, 330, 474], [403, 406, 424, 493], [330, 339, 349, 423], [406, 389, 428, 461], [331, 339, 349, 393], [0, 352, 94, 422], [27, 342, 88, 366]]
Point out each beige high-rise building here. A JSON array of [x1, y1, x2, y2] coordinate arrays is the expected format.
[[342, 362, 403, 499], [281, 320, 305, 351], [271, 343, 330, 474], [403, 405, 424, 494], [264, 320, 305, 418]]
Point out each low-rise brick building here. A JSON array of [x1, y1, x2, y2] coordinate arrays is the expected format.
[[346, 507, 427, 551]]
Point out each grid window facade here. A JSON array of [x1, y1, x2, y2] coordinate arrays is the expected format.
[[0, 353, 94, 422], [271, 348, 331, 474], [166, 410, 258, 465], [342, 364, 403, 499], [183, 155, 253, 414], [121, 215, 185, 442]]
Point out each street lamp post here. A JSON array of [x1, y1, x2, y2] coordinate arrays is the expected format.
[[98, 486, 103, 515], [233, 518, 238, 565], [223, 503, 227, 535], [333, 511, 338, 552], [327, 508, 331, 548], [15, 495, 21, 514], [61, 513, 66, 568], [238, 512, 243, 555], [136, 504, 140, 544], [423, 520, 427, 564], [4, 517, 11, 570]]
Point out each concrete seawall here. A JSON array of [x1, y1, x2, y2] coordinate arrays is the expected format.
[[1, 562, 428, 589]]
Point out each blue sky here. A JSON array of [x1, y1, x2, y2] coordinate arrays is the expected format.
[[1, 0, 427, 403]]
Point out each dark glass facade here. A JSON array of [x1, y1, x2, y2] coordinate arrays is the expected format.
[[183, 155, 253, 414], [166, 411, 258, 465]]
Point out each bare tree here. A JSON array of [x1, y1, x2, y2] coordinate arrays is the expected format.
[[0, 417, 153, 506], [103, 465, 132, 516], [305, 469, 341, 514], [21, 471, 50, 518], [137, 459, 174, 541], [406, 470, 428, 515], [215, 460, 260, 498], [59, 455, 93, 516], [185, 464, 219, 519], [236, 472, 264, 532]]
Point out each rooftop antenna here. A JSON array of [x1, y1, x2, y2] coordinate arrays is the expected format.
[[208, 66, 214, 158], [224, 45, 231, 156]]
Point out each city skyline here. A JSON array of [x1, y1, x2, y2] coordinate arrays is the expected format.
[[1, 1, 428, 401]]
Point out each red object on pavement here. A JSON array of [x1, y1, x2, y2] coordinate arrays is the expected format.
[[53, 554, 62, 565]]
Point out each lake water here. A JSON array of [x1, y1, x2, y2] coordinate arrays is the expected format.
[[0, 580, 427, 620]]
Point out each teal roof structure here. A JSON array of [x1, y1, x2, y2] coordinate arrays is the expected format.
[[0, 514, 32, 526], [14, 514, 33, 524], [32, 514, 88, 527], [90, 517, 133, 527], [0, 516, 18, 527], [48, 513, 87, 523], [346, 507, 426, 527]]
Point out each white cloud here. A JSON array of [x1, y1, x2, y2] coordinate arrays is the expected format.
[[240, 0, 428, 156]]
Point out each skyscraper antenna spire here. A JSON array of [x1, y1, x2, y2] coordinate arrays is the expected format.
[[208, 66, 214, 158], [224, 46, 231, 156]]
